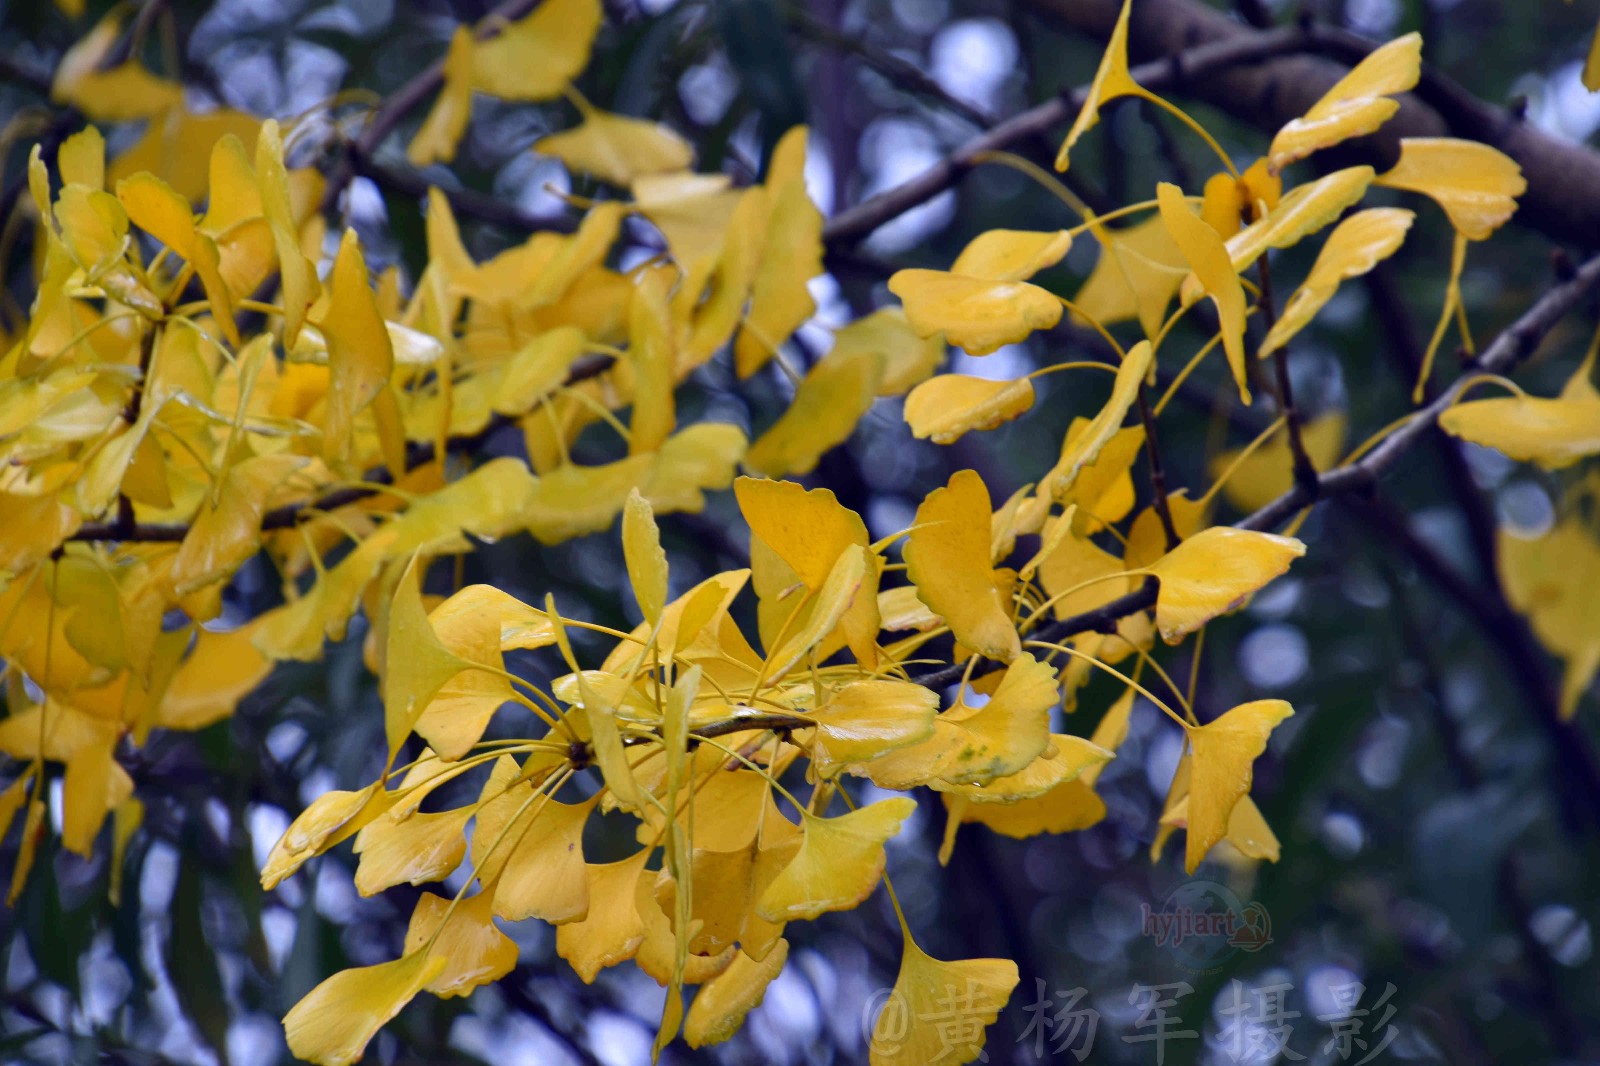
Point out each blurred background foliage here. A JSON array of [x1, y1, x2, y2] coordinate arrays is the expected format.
[[2, 0, 1600, 1063]]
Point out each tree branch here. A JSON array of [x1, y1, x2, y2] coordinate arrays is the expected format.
[[821, 24, 1308, 245], [1238, 253, 1600, 532]]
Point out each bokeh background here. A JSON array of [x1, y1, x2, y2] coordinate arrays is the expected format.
[[2, 0, 1599, 1063]]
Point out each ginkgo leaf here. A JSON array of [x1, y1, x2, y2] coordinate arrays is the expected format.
[[472, 0, 603, 100], [62, 740, 133, 857], [1073, 213, 1187, 340], [320, 229, 396, 466], [1212, 166, 1375, 283], [1184, 699, 1294, 873], [1373, 138, 1525, 240], [735, 128, 825, 378], [831, 308, 944, 396], [256, 120, 319, 347], [805, 680, 938, 777], [1055, 0, 1142, 171], [472, 758, 593, 922], [385, 557, 476, 760], [737, 478, 870, 591], [1261, 208, 1414, 356], [1439, 359, 1600, 469], [535, 108, 695, 187], [1047, 339, 1153, 496], [685, 939, 790, 1048], [1500, 518, 1600, 719], [1266, 32, 1421, 173], [745, 341, 880, 476], [1209, 412, 1348, 512], [903, 374, 1036, 444], [905, 470, 1021, 662], [408, 27, 475, 167], [556, 850, 651, 982], [116, 172, 241, 345], [403, 890, 519, 998], [950, 229, 1073, 281], [889, 228, 1069, 355], [757, 798, 915, 922], [889, 271, 1063, 357], [933, 734, 1113, 803], [1158, 182, 1249, 403], [170, 454, 309, 596], [283, 952, 446, 1066], [353, 806, 470, 896], [623, 489, 669, 624], [861, 653, 1058, 789], [262, 785, 394, 889], [1146, 526, 1306, 643], [944, 779, 1106, 845], [869, 940, 1018, 1066]]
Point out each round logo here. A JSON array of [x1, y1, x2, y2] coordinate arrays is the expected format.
[[1141, 879, 1273, 972]]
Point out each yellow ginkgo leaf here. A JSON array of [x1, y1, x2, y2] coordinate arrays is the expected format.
[[889, 271, 1060, 357], [735, 128, 825, 378], [353, 806, 470, 896], [1213, 166, 1375, 283], [407, 27, 475, 167], [157, 623, 275, 732], [737, 478, 870, 592], [320, 229, 396, 466], [903, 374, 1036, 445], [283, 952, 446, 1066], [410, 601, 512, 761], [116, 172, 241, 345], [1055, 0, 1142, 171], [745, 342, 881, 476], [535, 108, 695, 187], [757, 798, 915, 922], [1146, 526, 1306, 643], [1266, 32, 1421, 173], [933, 734, 1113, 803], [403, 890, 519, 998], [889, 228, 1069, 356], [831, 308, 945, 397], [1209, 412, 1348, 513], [385, 557, 477, 760], [471, 758, 593, 922], [472, 0, 603, 100], [1261, 208, 1414, 357], [1073, 213, 1188, 340], [950, 229, 1073, 281], [1587, 19, 1600, 92], [945, 779, 1106, 846], [261, 784, 394, 889], [1158, 183, 1249, 402], [869, 939, 1018, 1066], [856, 654, 1057, 789], [555, 850, 652, 982], [685, 939, 790, 1048], [256, 120, 320, 347], [905, 470, 1021, 663], [805, 680, 938, 777], [62, 740, 133, 857], [623, 489, 669, 624], [170, 454, 309, 597], [1374, 138, 1525, 240], [1046, 339, 1153, 496], [1500, 518, 1600, 719], [1440, 358, 1600, 469], [1184, 699, 1294, 873]]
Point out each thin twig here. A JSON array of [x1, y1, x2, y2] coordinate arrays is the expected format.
[[1256, 256, 1320, 496]]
